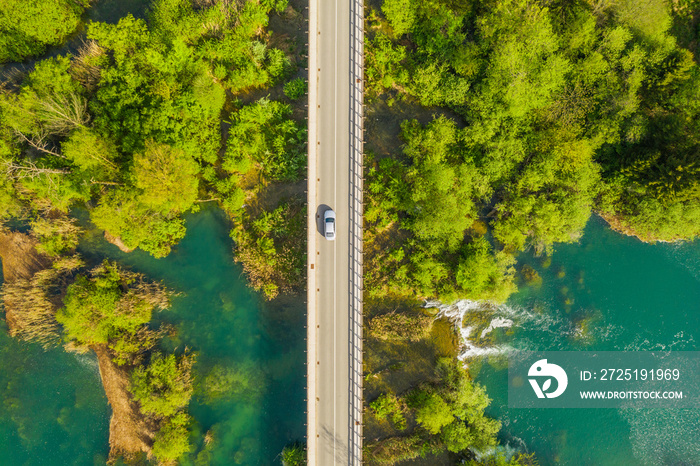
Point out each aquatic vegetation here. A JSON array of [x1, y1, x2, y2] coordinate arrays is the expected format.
[[198, 362, 265, 403], [2, 267, 66, 349], [541, 257, 552, 269], [520, 265, 542, 288]]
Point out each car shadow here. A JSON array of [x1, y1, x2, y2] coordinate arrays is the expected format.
[[316, 204, 332, 235]]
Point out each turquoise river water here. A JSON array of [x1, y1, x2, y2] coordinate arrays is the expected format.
[[0, 208, 306, 465], [475, 216, 700, 465]]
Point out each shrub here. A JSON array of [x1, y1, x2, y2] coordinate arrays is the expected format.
[[283, 78, 307, 100], [130, 353, 195, 418], [152, 412, 192, 463]]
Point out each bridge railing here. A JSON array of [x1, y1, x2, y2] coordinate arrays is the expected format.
[[348, 0, 364, 463]]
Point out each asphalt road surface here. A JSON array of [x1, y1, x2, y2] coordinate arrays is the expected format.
[[307, 0, 363, 463]]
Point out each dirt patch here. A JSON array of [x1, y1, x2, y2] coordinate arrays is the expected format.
[[597, 212, 674, 244], [93, 344, 155, 463], [0, 230, 52, 332], [104, 231, 135, 253], [0, 230, 51, 283]]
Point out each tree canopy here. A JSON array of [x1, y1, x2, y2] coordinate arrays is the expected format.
[[365, 0, 700, 303], [0, 0, 88, 63], [0, 0, 298, 259]]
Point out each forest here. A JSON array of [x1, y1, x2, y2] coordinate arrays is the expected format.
[[362, 0, 700, 464], [0, 0, 306, 290], [0, 0, 307, 463], [365, 0, 700, 304]]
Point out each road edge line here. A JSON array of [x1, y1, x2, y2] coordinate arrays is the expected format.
[[307, 0, 318, 462]]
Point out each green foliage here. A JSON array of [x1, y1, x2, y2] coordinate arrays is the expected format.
[[370, 393, 407, 430], [364, 118, 515, 303], [408, 358, 501, 452], [199, 363, 265, 402], [88, 16, 225, 162], [465, 452, 538, 466], [365, 33, 408, 95], [152, 412, 192, 463], [401, 117, 482, 248], [90, 142, 199, 257], [61, 128, 119, 179], [91, 189, 187, 258], [455, 238, 516, 302], [224, 98, 306, 184], [56, 262, 170, 348], [367, 312, 432, 342], [365, 0, 700, 304], [30, 216, 82, 257], [0, 0, 296, 261], [363, 434, 435, 465], [283, 78, 307, 100], [0, 0, 87, 63], [382, 0, 417, 36], [367, 357, 501, 462], [280, 443, 307, 466], [132, 142, 200, 213], [232, 200, 306, 299], [412, 391, 454, 434], [130, 352, 194, 418]]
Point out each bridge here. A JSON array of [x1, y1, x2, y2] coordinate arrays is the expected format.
[[306, 0, 364, 463]]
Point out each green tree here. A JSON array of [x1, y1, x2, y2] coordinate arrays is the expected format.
[[31, 216, 82, 257], [130, 352, 194, 418], [0, 0, 88, 63], [382, 0, 417, 36], [131, 141, 200, 213], [413, 392, 454, 435], [152, 412, 192, 463], [224, 98, 306, 183], [56, 262, 170, 347]]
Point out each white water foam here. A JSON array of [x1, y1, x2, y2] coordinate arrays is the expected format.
[[480, 317, 514, 339], [426, 300, 515, 359]]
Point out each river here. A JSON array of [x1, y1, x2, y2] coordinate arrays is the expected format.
[[0, 207, 306, 464], [472, 215, 700, 465]]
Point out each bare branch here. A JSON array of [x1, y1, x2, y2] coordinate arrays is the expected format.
[[13, 128, 66, 159], [2, 160, 71, 179]]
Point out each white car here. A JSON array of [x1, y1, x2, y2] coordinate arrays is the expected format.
[[324, 209, 336, 241]]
